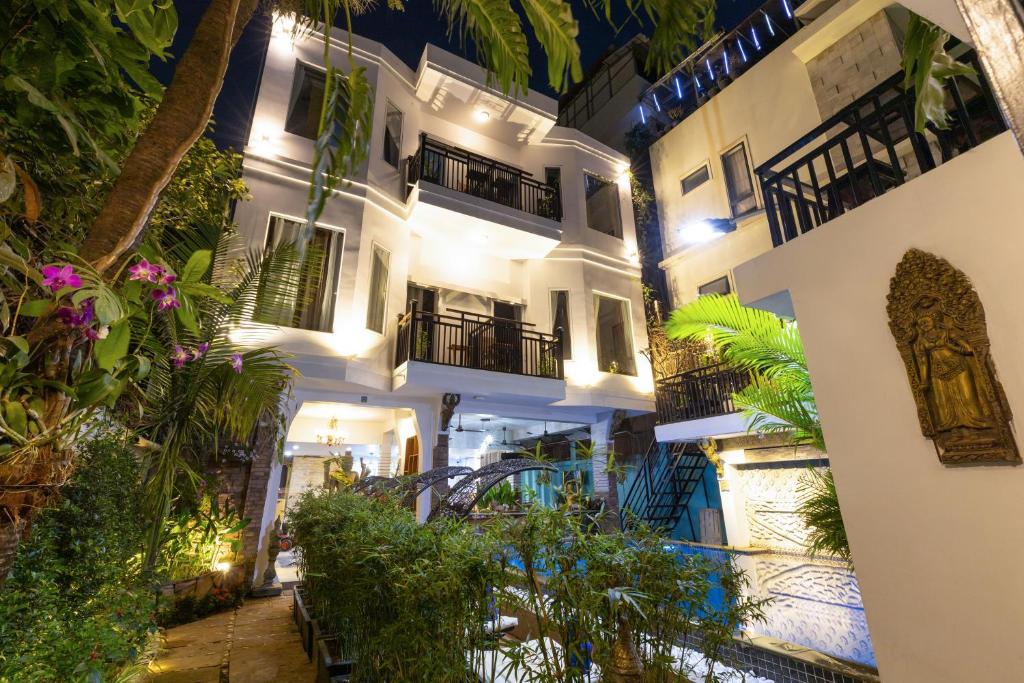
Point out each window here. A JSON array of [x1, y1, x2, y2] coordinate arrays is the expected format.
[[383, 102, 403, 168], [681, 165, 711, 194], [366, 244, 391, 333], [584, 173, 623, 238], [258, 215, 343, 332], [594, 294, 636, 375], [544, 167, 563, 220], [698, 275, 731, 297], [721, 142, 758, 217], [550, 290, 572, 360], [285, 63, 327, 139]]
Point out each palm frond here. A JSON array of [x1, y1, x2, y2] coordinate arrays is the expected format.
[[517, 0, 582, 92], [307, 66, 374, 227], [435, 0, 531, 96], [797, 467, 850, 562], [734, 376, 823, 450]]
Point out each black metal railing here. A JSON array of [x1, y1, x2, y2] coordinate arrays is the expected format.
[[757, 50, 1005, 247], [655, 362, 749, 424], [395, 301, 564, 380], [406, 133, 562, 221]]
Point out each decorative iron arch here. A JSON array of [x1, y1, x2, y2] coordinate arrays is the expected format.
[[428, 458, 556, 521], [400, 466, 473, 505], [351, 475, 388, 494]]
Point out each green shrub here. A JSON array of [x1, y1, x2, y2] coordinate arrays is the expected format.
[[291, 490, 767, 683], [290, 490, 500, 682], [0, 433, 155, 682]]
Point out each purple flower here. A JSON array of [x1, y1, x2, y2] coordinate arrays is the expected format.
[[41, 265, 82, 292], [230, 353, 243, 374], [192, 342, 209, 360], [158, 271, 177, 286], [57, 299, 95, 328], [127, 258, 162, 283], [151, 287, 180, 311], [172, 345, 190, 368]]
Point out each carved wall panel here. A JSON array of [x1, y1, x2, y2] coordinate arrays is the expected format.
[[748, 554, 876, 668], [887, 249, 1019, 465], [734, 465, 825, 553]]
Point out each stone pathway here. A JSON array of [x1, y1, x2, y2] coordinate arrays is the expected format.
[[147, 590, 315, 683]]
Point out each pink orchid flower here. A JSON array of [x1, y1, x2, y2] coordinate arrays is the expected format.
[[41, 264, 82, 292], [151, 287, 181, 311], [230, 353, 244, 374], [172, 345, 190, 368]]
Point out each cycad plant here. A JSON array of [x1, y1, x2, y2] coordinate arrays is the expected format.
[[666, 294, 849, 561]]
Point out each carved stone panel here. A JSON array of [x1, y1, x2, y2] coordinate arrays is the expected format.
[[887, 249, 1019, 466]]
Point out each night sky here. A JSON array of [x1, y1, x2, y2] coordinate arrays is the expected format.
[[153, 1, 764, 151]]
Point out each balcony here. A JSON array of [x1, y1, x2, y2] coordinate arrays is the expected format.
[[403, 134, 562, 260], [394, 303, 565, 382], [654, 362, 750, 441], [757, 50, 1006, 248]]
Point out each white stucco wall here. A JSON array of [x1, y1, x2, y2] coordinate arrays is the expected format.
[[734, 132, 1024, 682]]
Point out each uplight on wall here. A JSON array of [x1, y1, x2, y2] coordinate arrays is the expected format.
[[677, 218, 736, 245], [474, 109, 491, 123], [249, 121, 280, 158]]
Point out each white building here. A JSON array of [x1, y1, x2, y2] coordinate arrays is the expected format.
[[234, 18, 655, 574], [645, 0, 1019, 680]]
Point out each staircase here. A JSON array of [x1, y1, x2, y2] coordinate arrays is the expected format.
[[620, 440, 711, 537]]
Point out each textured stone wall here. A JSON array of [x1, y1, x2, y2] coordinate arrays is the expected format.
[[283, 455, 330, 516], [805, 10, 903, 120]]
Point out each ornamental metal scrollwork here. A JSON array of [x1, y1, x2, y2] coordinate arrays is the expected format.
[[886, 249, 1019, 466]]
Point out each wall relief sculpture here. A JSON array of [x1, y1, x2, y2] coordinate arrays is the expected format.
[[887, 249, 1019, 465]]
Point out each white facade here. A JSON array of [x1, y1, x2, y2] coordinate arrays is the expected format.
[[235, 19, 654, 567], [648, 0, 1024, 680]]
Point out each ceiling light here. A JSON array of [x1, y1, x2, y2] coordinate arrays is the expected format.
[[474, 109, 491, 123]]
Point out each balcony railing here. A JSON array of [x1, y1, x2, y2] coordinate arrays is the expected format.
[[757, 50, 1005, 247], [655, 362, 749, 424], [406, 133, 562, 222], [395, 302, 564, 380]]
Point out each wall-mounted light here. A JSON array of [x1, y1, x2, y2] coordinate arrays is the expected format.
[[474, 109, 491, 123], [677, 218, 737, 245]]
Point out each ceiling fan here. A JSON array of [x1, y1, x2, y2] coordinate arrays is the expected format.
[[454, 414, 486, 433]]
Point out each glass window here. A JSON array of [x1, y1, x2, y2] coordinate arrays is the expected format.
[[383, 102, 403, 168], [258, 215, 343, 332], [285, 63, 327, 140], [594, 294, 636, 375], [584, 173, 623, 238], [366, 244, 391, 333], [681, 165, 711, 194], [544, 167, 562, 219], [721, 142, 758, 217], [550, 290, 572, 360], [698, 275, 731, 297]]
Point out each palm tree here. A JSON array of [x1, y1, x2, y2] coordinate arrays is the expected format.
[[665, 293, 849, 561], [132, 228, 304, 566]]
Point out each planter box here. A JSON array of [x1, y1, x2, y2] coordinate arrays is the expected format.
[[316, 637, 353, 683], [292, 586, 314, 660]]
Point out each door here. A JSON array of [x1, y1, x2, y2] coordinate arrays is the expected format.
[[406, 284, 437, 361], [491, 301, 523, 374]]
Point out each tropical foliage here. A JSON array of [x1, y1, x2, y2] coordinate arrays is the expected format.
[[291, 488, 766, 682], [901, 15, 976, 132], [0, 432, 156, 682], [666, 294, 850, 560]]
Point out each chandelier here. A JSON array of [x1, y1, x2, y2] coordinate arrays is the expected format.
[[316, 416, 347, 447]]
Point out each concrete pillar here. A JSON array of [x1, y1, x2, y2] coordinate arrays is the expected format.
[[250, 397, 300, 584], [412, 402, 439, 522], [590, 413, 619, 528]]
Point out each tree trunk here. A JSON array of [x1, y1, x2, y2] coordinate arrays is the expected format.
[[77, 0, 260, 272]]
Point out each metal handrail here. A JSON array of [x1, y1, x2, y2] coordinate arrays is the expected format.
[[756, 49, 1005, 247], [406, 133, 562, 221], [655, 362, 749, 424], [395, 301, 564, 380]]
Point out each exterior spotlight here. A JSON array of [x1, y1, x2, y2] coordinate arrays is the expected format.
[[474, 109, 491, 123], [215, 561, 231, 572], [678, 218, 737, 245]]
